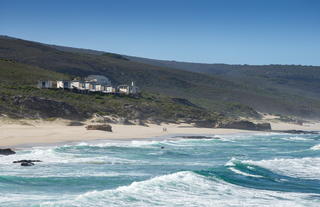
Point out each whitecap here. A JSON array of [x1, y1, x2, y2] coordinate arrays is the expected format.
[[228, 167, 263, 178], [310, 144, 320, 150], [281, 136, 309, 141], [39, 171, 318, 207], [243, 157, 320, 179]]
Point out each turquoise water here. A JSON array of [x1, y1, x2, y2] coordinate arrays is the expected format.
[[0, 133, 319, 206]]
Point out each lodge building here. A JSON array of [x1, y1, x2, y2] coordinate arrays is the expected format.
[[37, 75, 139, 95]]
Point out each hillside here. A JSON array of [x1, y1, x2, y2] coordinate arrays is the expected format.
[[127, 56, 320, 100], [1, 36, 320, 119], [0, 59, 222, 123]]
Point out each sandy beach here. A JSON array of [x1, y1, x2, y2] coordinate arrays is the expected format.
[[1, 118, 320, 148], [0, 120, 254, 147]]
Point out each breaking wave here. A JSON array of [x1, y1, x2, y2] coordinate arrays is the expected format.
[[242, 157, 320, 179], [39, 171, 318, 207]]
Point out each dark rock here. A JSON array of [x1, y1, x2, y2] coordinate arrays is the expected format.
[[216, 120, 271, 131], [273, 130, 319, 134], [13, 160, 42, 163], [68, 121, 84, 126], [0, 148, 16, 155], [174, 136, 218, 139], [86, 124, 112, 132], [21, 162, 35, 166], [256, 123, 272, 131]]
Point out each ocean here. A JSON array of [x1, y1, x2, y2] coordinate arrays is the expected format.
[[0, 132, 319, 207]]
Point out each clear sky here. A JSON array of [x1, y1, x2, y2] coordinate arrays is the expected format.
[[1, 0, 319, 65]]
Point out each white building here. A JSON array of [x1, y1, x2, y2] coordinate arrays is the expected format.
[[57, 80, 71, 89], [130, 81, 139, 94], [84, 82, 91, 90], [71, 81, 86, 90], [117, 82, 139, 94], [42, 75, 138, 95], [117, 85, 130, 94], [37, 80, 55, 89], [103, 86, 115, 93]]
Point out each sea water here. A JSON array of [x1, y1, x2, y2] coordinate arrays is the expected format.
[[0, 133, 319, 207]]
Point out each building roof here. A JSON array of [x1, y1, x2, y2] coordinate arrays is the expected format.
[[85, 75, 111, 85]]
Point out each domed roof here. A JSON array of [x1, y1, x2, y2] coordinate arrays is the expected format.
[[85, 75, 111, 85]]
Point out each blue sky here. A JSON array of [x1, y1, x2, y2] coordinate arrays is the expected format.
[[1, 0, 319, 65]]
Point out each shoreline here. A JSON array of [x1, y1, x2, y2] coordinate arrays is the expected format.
[[0, 121, 260, 148], [1, 118, 320, 148]]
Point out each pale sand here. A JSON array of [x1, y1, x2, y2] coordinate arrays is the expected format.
[[0, 120, 258, 147], [270, 121, 320, 131], [0, 118, 319, 148]]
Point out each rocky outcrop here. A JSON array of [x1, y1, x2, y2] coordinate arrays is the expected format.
[[13, 160, 42, 166], [216, 120, 271, 131], [0, 148, 16, 155], [21, 162, 34, 166], [13, 160, 42, 163], [11, 96, 82, 119], [194, 120, 218, 128], [86, 124, 112, 132], [174, 136, 219, 139], [273, 130, 319, 134]]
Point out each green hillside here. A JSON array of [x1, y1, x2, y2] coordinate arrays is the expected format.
[[128, 56, 320, 100], [0, 59, 222, 123], [1, 36, 320, 119]]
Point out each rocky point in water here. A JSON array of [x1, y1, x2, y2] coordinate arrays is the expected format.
[[20, 162, 35, 166], [173, 136, 218, 139], [0, 148, 16, 155], [13, 160, 42, 163], [13, 160, 42, 167]]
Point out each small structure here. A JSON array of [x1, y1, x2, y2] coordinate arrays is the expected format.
[[37, 80, 55, 89], [88, 83, 97, 92], [57, 80, 71, 89], [118, 82, 139, 94], [117, 85, 130, 94], [130, 81, 139, 94], [103, 86, 115, 93], [84, 82, 91, 90], [71, 81, 86, 90], [95, 84, 103, 92]]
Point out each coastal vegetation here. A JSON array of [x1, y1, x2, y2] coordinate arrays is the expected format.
[[0, 59, 223, 124], [1, 35, 320, 123]]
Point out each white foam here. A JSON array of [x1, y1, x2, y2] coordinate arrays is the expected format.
[[311, 144, 320, 150], [243, 157, 320, 179], [38, 171, 318, 207], [0, 146, 136, 165], [281, 136, 309, 141], [228, 167, 263, 178]]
